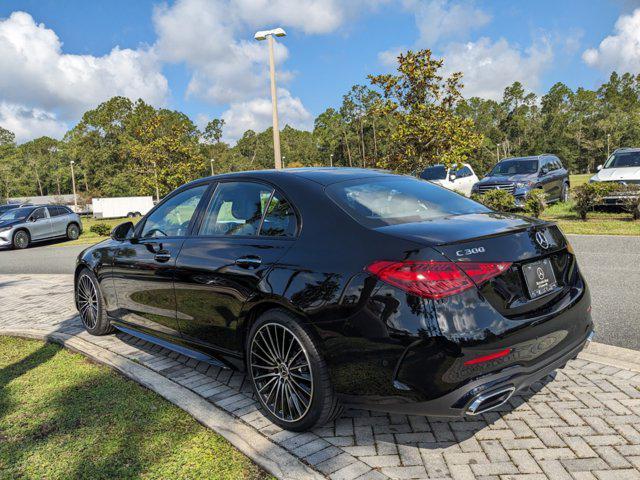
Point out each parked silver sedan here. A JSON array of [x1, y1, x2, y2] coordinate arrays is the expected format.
[[0, 205, 83, 249]]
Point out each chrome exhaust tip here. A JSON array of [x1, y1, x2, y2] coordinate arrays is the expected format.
[[466, 386, 515, 416]]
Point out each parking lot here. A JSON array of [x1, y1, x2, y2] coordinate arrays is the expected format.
[[1, 233, 638, 350], [2, 273, 640, 480]]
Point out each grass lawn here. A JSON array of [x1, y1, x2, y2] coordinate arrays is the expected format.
[[542, 200, 640, 235], [569, 173, 592, 188], [0, 336, 271, 480]]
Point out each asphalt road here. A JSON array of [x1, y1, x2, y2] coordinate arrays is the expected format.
[[0, 235, 638, 350]]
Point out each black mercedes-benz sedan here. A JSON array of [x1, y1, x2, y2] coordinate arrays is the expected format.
[[74, 168, 593, 431]]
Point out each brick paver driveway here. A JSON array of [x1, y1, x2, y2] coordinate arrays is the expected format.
[[2, 274, 640, 480]]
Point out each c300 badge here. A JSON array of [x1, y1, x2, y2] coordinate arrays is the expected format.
[[456, 246, 485, 257]]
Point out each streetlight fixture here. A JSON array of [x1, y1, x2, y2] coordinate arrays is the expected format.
[[254, 27, 286, 170], [210, 159, 215, 176], [69, 160, 78, 211], [330, 154, 334, 167], [607, 133, 611, 158]]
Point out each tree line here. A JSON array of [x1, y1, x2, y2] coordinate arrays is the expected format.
[[1, 49, 639, 201]]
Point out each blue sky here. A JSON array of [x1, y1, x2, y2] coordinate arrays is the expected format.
[[0, 0, 638, 143]]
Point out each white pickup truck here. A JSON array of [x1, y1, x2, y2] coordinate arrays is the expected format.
[[92, 196, 155, 219]]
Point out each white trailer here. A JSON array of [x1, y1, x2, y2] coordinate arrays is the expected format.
[[92, 196, 154, 219]]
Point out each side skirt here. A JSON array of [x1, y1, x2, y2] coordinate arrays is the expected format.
[[112, 323, 229, 370]]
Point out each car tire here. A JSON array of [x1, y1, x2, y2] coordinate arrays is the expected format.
[[247, 309, 342, 431], [76, 268, 113, 336], [67, 223, 80, 240], [12, 230, 30, 249], [561, 183, 569, 203]]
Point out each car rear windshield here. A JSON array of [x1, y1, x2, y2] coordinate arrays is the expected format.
[[490, 159, 538, 175], [326, 176, 489, 228], [604, 151, 640, 169], [0, 207, 32, 221], [420, 165, 447, 180]]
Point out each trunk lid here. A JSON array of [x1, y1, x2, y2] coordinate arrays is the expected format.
[[376, 213, 576, 318]]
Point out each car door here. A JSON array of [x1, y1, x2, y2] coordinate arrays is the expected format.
[[110, 183, 210, 339], [27, 207, 52, 240], [537, 158, 554, 199], [47, 206, 67, 236], [173, 180, 298, 358], [551, 158, 565, 200], [456, 166, 476, 196]]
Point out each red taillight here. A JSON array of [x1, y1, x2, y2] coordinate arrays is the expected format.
[[464, 348, 512, 366], [366, 260, 511, 300]]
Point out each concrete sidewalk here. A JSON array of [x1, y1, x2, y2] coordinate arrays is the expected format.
[[2, 274, 640, 480]]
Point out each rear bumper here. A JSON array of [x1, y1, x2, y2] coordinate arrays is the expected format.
[[345, 328, 593, 417]]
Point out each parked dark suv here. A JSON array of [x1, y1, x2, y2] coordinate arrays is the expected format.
[[472, 155, 570, 206]]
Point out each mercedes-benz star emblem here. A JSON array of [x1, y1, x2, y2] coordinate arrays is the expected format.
[[535, 231, 550, 249]]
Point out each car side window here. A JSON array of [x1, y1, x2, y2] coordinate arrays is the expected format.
[[456, 166, 472, 178], [48, 206, 63, 217], [260, 192, 297, 237], [141, 184, 208, 238], [31, 208, 47, 221], [199, 182, 273, 237]]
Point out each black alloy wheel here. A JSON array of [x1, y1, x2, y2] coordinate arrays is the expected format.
[[250, 322, 314, 422], [247, 310, 341, 431], [77, 273, 99, 329], [76, 270, 113, 335]]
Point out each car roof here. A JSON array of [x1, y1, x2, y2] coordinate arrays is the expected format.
[[613, 147, 640, 153], [499, 155, 557, 162], [184, 167, 398, 188]]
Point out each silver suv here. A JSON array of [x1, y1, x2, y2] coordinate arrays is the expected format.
[[0, 205, 83, 249]]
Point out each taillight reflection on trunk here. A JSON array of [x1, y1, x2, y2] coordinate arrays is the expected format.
[[366, 260, 511, 300]]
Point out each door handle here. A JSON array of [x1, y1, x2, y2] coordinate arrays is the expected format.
[[154, 252, 171, 263], [235, 256, 262, 268]]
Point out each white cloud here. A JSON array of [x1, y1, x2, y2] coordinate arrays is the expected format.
[[0, 102, 67, 143], [442, 37, 553, 99], [0, 11, 168, 142], [583, 8, 640, 73], [222, 88, 312, 141], [153, 0, 381, 141], [403, 0, 491, 46]]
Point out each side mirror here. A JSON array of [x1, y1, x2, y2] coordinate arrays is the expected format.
[[597, 164, 603, 171], [111, 221, 135, 241], [449, 173, 457, 182], [28, 216, 37, 222], [539, 168, 548, 176]]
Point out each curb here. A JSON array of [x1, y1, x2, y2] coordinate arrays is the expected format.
[[0, 327, 324, 480], [580, 340, 640, 374]]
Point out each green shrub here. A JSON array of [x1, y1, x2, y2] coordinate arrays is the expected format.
[[90, 223, 111, 236], [471, 189, 515, 212], [619, 185, 640, 221], [572, 182, 618, 220], [524, 189, 547, 218]]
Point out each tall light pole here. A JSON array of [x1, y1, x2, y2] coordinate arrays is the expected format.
[[152, 161, 160, 202], [210, 159, 215, 176], [254, 27, 286, 170], [607, 133, 611, 158], [330, 154, 334, 167], [69, 160, 77, 211]]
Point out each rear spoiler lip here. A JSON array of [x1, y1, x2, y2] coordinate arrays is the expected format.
[[431, 220, 557, 249]]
